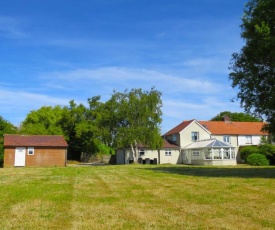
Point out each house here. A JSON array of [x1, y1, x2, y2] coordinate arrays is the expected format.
[[3, 134, 68, 167], [164, 119, 268, 165], [115, 118, 268, 165], [116, 139, 180, 164]]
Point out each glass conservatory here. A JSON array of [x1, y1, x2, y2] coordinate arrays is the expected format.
[[183, 139, 236, 166]]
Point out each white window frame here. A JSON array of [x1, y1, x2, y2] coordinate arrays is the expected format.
[[139, 149, 145, 156], [223, 136, 230, 143], [165, 150, 172, 156], [245, 135, 252, 144], [27, 147, 34, 155], [191, 132, 199, 142]]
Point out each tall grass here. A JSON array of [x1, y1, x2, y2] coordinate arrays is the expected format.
[[0, 164, 275, 229]]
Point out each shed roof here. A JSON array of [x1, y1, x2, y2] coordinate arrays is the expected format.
[[4, 134, 68, 147], [184, 139, 233, 149]]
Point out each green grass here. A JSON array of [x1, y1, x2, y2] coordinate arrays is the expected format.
[[0, 164, 275, 229]]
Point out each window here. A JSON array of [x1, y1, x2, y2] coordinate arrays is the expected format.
[[172, 134, 177, 142], [192, 151, 200, 156], [28, 147, 34, 155], [139, 149, 145, 156], [191, 132, 199, 141], [245, 136, 252, 144], [165, 150, 172, 156], [223, 136, 230, 143]]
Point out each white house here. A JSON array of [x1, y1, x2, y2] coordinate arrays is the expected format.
[[116, 118, 268, 165]]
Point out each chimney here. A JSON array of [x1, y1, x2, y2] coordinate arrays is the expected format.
[[223, 114, 231, 123]]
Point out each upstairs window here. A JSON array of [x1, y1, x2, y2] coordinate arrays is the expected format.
[[245, 136, 252, 144], [223, 136, 230, 143], [191, 132, 199, 141]]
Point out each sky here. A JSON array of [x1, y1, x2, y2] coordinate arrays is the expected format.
[[0, 0, 248, 133]]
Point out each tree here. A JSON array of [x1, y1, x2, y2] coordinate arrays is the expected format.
[[229, 0, 275, 134], [0, 116, 17, 166], [210, 111, 262, 122], [20, 106, 64, 135], [102, 87, 163, 162]]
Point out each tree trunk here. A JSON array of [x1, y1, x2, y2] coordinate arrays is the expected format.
[[130, 143, 138, 163]]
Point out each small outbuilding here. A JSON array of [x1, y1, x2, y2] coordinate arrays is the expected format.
[[183, 139, 236, 166], [4, 134, 68, 167]]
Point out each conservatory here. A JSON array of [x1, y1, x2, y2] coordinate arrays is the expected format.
[[183, 139, 236, 166]]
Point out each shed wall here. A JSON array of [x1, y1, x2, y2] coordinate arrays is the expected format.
[[4, 147, 67, 167]]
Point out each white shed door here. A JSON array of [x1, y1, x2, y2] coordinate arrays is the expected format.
[[14, 147, 26, 166]]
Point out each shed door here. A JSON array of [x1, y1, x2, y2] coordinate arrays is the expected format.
[[14, 147, 26, 166], [116, 149, 125, 164]]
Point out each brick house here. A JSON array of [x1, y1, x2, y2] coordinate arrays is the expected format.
[[4, 134, 68, 167]]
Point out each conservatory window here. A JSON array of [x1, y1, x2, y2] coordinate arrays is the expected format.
[[191, 132, 199, 141]]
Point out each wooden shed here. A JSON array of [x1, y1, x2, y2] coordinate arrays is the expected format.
[[4, 134, 68, 167]]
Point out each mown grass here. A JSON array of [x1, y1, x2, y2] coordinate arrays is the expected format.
[[0, 164, 275, 230]]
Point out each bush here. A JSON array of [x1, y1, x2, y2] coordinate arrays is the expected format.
[[247, 153, 269, 166], [240, 146, 260, 163], [258, 144, 275, 165]]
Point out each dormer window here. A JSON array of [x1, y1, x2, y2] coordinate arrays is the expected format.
[[172, 134, 177, 142]]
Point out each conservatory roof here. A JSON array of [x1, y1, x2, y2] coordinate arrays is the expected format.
[[184, 139, 233, 149]]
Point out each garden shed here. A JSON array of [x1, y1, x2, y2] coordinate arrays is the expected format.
[[183, 139, 236, 166], [4, 134, 68, 167]]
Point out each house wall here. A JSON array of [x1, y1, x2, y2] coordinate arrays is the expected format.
[[4, 147, 67, 167], [237, 135, 262, 146], [159, 149, 181, 164], [180, 122, 210, 147], [211, 135, 238, 149]]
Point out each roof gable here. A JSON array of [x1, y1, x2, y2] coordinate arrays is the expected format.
[[164, 119, 211, 136], [4, 134, 68, 147]]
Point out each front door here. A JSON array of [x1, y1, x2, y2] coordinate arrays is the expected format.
[[14, 147, 26, 166]]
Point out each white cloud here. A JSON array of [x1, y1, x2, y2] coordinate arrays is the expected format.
[[0, 16, 27, 38]]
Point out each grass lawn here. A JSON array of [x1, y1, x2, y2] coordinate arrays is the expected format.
[[0, 164, 275, 230]]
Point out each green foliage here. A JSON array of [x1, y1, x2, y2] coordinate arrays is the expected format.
[[20, 106, 64, 135], [247, 153, 269, 166], [0, 116, 18, 167], [240, 146, 260, 162], [229, 0, 275, 135], [258, 144, 275, 165], [210, 111, 261, 122]]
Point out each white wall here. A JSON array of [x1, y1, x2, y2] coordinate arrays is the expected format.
[[238, 135, 262, 146]]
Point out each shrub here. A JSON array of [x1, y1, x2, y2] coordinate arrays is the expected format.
[[240, 146, 260, 163], [258, 144, 275, 165], [247, 153, 269, 166]]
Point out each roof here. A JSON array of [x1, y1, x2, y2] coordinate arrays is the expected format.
[[4, 134, 68, 147], [164, 119, 267, 136], [198, 121, 267, 135], [184, 139, 233, 149], [164, 120, 195, 136], [137, 139, 180, 149]]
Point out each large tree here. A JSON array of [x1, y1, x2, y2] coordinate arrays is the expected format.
[[102, 87, 163, 162], [210, 111, 262, 122], [229, 0, 275, 134]]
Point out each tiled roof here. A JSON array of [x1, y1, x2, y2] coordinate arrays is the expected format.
[[137, 139, 180, 149], [164, 120, 195, 136], [198, 121, 267, 135], [164, 119, 267, 136], [4, 134, 68, 147]]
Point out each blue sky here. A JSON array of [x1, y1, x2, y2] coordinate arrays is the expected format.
[[0, 0, 247, 133]]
